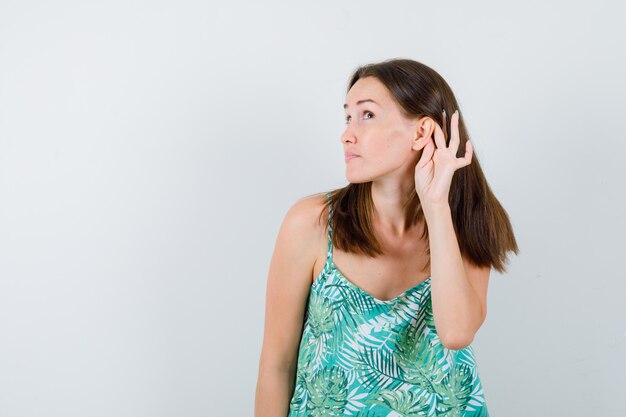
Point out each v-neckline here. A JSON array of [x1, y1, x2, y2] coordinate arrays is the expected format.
[[329, 259, 431, 304]]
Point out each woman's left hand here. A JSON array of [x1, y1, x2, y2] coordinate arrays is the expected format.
[[414, 109, 473, 207]]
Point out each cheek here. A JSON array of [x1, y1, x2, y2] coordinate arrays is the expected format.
[[381, 130, 412, 162], [362, 142, 407, 172], [361, 127, 411, 166]]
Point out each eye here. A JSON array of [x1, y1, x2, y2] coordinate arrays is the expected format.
[[345, 110, 374, 124]]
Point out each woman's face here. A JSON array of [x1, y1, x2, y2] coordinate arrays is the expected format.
[[341, 76, 433, 184]]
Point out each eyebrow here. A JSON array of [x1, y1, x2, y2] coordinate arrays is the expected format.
[[343, 99, 379, 109]]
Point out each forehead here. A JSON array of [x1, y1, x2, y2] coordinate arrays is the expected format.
[[345, 76, 392, 107]]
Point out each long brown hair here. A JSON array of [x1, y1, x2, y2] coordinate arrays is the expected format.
[[312, 58, 519, 274]]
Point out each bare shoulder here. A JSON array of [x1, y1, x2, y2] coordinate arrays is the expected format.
[[271, 192, 329, 276], [286, 192, 329, 236]]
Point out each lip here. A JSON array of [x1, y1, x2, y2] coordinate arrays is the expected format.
[[344, 152, 360, 162]]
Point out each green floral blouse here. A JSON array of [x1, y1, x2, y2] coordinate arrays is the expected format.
[[288, 192, 489, 417]]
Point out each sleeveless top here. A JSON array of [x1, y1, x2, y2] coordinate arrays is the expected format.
[[287, 192, 489, 417]]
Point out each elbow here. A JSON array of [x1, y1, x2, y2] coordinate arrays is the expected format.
[[437, 309, 485, 351], [440, 332, 474, 351]]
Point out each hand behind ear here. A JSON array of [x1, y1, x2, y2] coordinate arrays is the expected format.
[[413, 110, 473, 206]]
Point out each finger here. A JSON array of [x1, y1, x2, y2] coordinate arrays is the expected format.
[[442, 109, 448, 143], [416, 137, 435, 169], [450, 110, 460, 151], [460, 140, 473, 166], [433, 119, 447, 149]]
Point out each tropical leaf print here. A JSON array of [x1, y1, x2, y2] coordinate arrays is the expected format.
[[367, 389, 432, 416], [353, 344, 405, 391], [289, 369, 308, 412], [450, 345, 477, 368], [434, 362, 474, 416], [305, 366, 349, 416], [308, 290, 335, 338], [395, 325, 447, 391], [325, 271, 389, 315], [296, 290, 336, 373], [287, 191, 489, 416]]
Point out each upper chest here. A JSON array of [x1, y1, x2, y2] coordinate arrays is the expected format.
[[312, 226, 431, 301]]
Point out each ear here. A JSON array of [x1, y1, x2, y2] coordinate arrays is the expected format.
[[411, 117, 436, 151]]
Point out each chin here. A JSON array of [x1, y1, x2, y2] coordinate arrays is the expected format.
[[345, 172, 375, 184]]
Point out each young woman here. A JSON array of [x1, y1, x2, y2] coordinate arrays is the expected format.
[[255, 58, 519, 417]]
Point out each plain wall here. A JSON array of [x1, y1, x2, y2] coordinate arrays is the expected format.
[[1, 0, 624, 416]]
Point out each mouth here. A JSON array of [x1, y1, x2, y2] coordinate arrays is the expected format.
[[344, 155, 360, 162]]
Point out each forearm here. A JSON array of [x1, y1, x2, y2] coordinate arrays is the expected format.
[[423, 202, 483, 349], [255, 366, 296, 417]]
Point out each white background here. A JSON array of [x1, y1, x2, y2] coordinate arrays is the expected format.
[[1, 0, 625, 416]]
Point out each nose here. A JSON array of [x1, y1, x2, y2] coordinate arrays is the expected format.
[[341, 127, 356, 144]]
